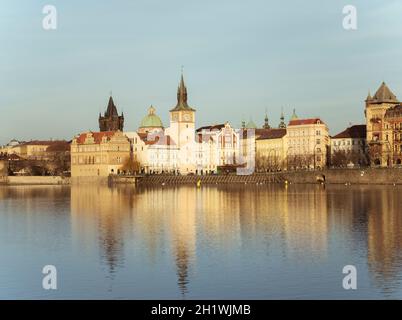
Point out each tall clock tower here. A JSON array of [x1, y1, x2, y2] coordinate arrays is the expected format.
[[168, 73, 196, 148], [165, 73, 196, 173]]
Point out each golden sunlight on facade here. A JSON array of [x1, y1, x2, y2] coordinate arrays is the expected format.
[[70, 131, 131, 177]]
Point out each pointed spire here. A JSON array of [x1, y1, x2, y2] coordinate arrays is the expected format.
[[366, 90, 372, 101], [290, 108, 298, 121], [170, 70, 195, 111], [278, 107, 286, 128], [105, 96, 118, 117], [372, 81, 398, 103], [178, 73, 187, 104], [263, 108, 270, 129], [99, 94, 124, 131]]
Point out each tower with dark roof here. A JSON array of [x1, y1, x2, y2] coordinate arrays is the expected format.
[[167, 72, 196, 147], [99, 96, 124, 132], [278, 108, 286, 128], [365, 82, 400, 167], [263, 111, 270, 129]]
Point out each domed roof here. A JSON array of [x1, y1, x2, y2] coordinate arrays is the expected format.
[[290, 108, 298, 121], [140, 106, 163, 128], [245, 119, 257, 129]]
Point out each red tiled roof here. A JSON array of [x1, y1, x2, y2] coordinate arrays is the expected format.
[[288, 118, 325, 126], [256, 128, 287, 140], [75, 131, 115, 144], [332, 125, 366, 139], [241, 128, 272, 139]]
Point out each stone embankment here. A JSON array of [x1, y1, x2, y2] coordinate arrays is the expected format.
[[133, 168, 402, 186], [0, 176, 70, 185], [1, 168, 401, 186]]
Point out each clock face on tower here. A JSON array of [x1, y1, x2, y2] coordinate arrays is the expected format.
[[183, 113, 191, 121], [172, 113, 179, 121]]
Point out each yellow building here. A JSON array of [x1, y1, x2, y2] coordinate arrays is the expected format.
[[1, 140, 68, 160], [70, 131, 131, 177], [255, 128, 287, 171], [286, 113, 330, 169]]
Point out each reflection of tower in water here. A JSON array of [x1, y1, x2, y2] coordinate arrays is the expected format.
[[132, 186, 197, 296], [70, 185, 132, 277], [168, 187, 197, 296]]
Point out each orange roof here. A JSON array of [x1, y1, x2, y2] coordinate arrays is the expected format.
[[288, 118, 325, 126], [75, 131, 115, 144]]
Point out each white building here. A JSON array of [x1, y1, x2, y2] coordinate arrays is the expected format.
[[331, 124, 367, 167]]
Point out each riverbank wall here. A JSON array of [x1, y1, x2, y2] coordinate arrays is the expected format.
[[0, 176, 70, 185], [133, 168, 402, 186], [1, 168, 401, 186]]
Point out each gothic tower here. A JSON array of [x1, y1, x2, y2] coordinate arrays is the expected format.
[[99, 96, 124, 132]]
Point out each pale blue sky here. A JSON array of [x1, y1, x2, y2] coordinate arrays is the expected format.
[[1, 0, 402, 144]]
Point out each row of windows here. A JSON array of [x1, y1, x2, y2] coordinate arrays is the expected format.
[[333, 139, 364, 146], [75, 145, 129, 152], [288, 130, 322, 137], [71, 156, 123, 164], [289, 139, 321, 145], [393, 145, 402, 153], [385, 123, 402, 130]]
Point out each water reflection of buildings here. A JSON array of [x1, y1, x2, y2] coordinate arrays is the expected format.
[[67, 183, 401, 296], [70, 185, 130, 276], [70, 184, 197, 295], [131, 186, 197, 296], [198, 185, 329, 259], [366, 187, 402, 293]]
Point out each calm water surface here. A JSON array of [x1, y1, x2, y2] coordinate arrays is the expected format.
[[0, 184, 401, 299]]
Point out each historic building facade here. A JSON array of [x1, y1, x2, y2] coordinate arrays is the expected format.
[[195, 122, 242, 174], [70, 131, 131, 177], [330, 125, 367, 167], [384, 104, 402, 165], [99, 96, 124, 132], [286, 117, 330, 169], [255, 128, 287, 172], [164, 74, 197, 174], [365, 82, 400, 166]]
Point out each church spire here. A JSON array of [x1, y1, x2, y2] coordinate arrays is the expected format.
[[278, 107, 286, 128], [263, 109, 270, 129], [177, 73, 188, 105], [170, 70, 195, 112], [99, 95, 124, 131], [290, 108, 298, 121]]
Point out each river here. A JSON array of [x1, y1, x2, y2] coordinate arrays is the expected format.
[[0, 184, 401, 299]]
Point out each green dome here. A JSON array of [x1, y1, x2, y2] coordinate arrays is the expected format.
[[245, 120, 257, 129], [290, 108, 298, 121], [140, 106, 163, 128]]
